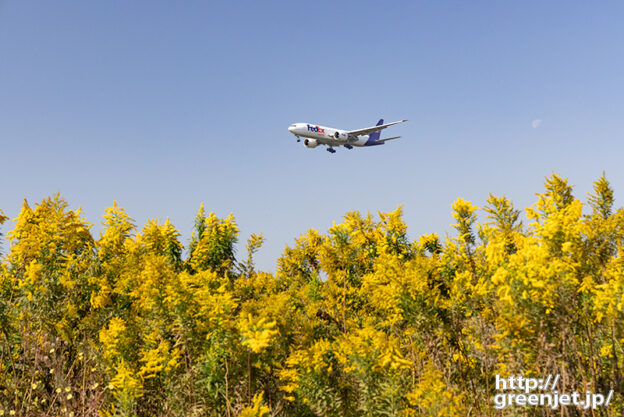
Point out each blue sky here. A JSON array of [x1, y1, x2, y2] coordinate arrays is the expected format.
[[1, 1, 623, 270]]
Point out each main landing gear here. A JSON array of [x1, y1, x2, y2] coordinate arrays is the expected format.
[[326, 147, 336, 154], [344, 144, 353, 150]]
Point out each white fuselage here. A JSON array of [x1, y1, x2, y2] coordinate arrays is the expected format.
[[288, 123, 370, 146]]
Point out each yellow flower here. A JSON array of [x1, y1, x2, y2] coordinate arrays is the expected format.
[[239, 314, 279, 354], [239, 392, 270, 416]]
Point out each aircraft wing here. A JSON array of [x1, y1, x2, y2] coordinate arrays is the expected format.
[[347, 119, 407, 137]]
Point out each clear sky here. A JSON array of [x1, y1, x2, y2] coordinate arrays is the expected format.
[[2, 1, 623, 270]]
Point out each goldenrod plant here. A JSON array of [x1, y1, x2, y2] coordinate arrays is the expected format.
[[0, 175, 623, 416]]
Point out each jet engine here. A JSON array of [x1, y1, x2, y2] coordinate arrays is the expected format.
[[303, 139, 319, 148]]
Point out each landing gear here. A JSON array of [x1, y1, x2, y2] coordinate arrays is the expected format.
[[344, 144, 353, 150], [326, 147, 336, 154], [296, 136, 301, 142]]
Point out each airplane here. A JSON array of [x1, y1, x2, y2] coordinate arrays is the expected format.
[[288, 119, 407, 153]]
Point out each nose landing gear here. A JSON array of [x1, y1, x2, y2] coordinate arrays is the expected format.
[[326, 147, 336, 154]]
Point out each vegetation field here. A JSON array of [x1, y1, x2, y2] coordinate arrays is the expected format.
[[1, 173, 623, 416]]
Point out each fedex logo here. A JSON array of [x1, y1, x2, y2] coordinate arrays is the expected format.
[[307, 124, 325, 133]]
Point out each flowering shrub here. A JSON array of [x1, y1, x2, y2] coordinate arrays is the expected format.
[[1, 174, 623, 416]]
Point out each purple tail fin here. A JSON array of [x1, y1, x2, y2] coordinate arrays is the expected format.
[[368, 119, 383, 142]]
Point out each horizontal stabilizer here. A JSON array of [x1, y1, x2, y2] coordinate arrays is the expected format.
[[377, 136, 401, 143]]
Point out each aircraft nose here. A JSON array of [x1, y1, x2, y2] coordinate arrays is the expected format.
[[288, 125, 296, 134]]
